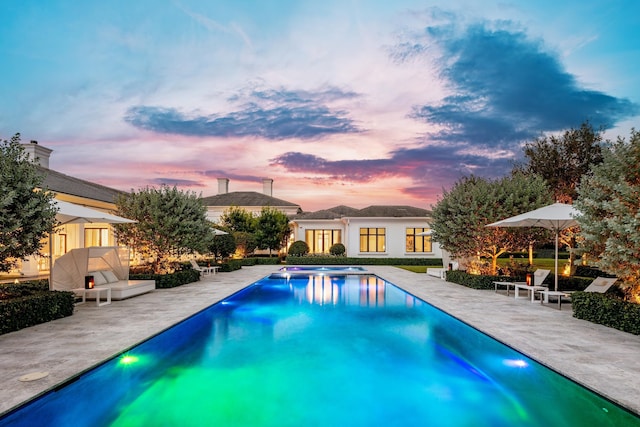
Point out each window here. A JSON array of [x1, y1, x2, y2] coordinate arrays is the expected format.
[[85, 228, 109, 247], [360, 228, 385, 252], [406, 228, 432, 253], [305, 229, 342, 254]]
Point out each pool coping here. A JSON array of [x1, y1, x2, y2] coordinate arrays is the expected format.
[[0, 265, 639, 417]]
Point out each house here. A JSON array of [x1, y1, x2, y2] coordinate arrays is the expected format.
[[200, 178, 301, 224], [291, 205, 443, 259], [19, 141, 125, 276]]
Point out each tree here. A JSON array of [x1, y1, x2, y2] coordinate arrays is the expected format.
[[574, 129, 640, 302], [232, 231, 257, 257], [219, 206, 256, 233], [114, 186, 213, 273], [431, 173, 552, 274], [254, 207, 291, 256], [0, 134, 57, 272], [208, 227, 236, 260], [518, 121, 605, 203]]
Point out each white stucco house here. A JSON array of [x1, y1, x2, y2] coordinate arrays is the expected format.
[[290, 205, 443, 259]]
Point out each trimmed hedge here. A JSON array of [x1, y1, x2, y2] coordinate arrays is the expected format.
[[1, 281, 75, 335], [445, 271, 593, 291], [286, 256, 443, 266], [572, 292, 640, 335], [130, 269, 200, 289], [241, 257, 281, 266], [218, 259, 244, 272]]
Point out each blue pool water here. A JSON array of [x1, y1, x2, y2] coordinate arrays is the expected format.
[[2, 273, 639, 426], [279, 266, 366, 271]]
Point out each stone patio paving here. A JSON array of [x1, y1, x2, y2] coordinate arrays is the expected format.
[[1, 265, 639, 417]]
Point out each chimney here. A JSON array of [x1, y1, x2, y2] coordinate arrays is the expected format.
[[217, 178, 229, 194], [22, 140, 53, 169], [262, 178, 273, 197]]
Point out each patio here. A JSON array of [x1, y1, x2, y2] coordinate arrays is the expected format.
[[0, 266, 639, 417]]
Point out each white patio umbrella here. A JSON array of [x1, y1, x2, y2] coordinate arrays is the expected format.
[[212, 228, 228, 236], [486, 202, 580, 291], [49, 200, 136, 290]]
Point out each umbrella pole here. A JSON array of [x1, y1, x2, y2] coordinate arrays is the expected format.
[[554, 231, 559, 292]]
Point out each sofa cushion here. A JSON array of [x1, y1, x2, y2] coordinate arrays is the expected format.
[[90, 271, 108, 286], [102, 270, 119, 283]]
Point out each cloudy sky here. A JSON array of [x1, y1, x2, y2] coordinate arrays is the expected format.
[[1, 0, 638, 211]]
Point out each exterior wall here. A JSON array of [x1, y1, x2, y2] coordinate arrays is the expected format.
[[292, 217, 442, 259], [345, 218, 442, 259], [291, 220, 345, 253]]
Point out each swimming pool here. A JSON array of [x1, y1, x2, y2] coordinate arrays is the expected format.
[[2, 273, 638, 426], [279, 265, 366, 272]]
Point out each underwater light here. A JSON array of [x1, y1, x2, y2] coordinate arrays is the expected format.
[[119, 355, 140, 365], [504, 359, 529, 368]]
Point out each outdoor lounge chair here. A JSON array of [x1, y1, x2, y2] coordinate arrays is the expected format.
[[190, 259, 219, 276], [537, 276, 618, 310], [512, 269, 551, 302]]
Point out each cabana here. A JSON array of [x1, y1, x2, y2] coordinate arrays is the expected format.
[[52, 247, 155, 300]]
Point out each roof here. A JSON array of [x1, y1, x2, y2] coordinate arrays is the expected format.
[[293, 205, 359, 220], [200, 191, 300, 208], [38, 166, 124, 204], [349, 205, 431, 218], [294, 205, 431, 220]]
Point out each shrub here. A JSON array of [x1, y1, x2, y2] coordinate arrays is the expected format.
[[572, 292, 640, 335], [0, 282, 75, 335], [130, 269, 200, 289], [285, 256, 442, 266], [218, 259, 243, 272], [288, 240, 309, 257], [445, 270, 592, 292], [329, 243, 346, 256]]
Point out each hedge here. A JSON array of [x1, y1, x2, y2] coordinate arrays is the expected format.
[[572, 292, 640, 335], [1, 281, 75, 335], [130, 269, 200, 289], [445, 270, 593, 291], [285, 256, 443, 266]]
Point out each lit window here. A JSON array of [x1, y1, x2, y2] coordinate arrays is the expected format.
[[406, 228, 432, 253], [305, 229, 342, 254], [85, 228, 109, 247], [360, 228, 385, 252]]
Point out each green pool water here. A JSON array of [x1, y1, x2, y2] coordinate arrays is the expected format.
[[1, 273, 638, 426]]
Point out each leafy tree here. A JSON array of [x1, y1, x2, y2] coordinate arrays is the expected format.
[[254, 207, 291, 256], [208, 227, 236, 260], [288, 240, 309, 256], [0, 134, 57, 272], [574, 129, 640, 302], [431, 173, 552, 274], [233, 231, 257, 257], [518, 121, 605, 203], [219, 206, 256, 233], [114, 186, 213, 273]]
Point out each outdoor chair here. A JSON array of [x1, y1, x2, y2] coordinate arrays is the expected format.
[[512, 269, 551, 302], [537, 276, 618, 310], [190, 259, 219, 276]]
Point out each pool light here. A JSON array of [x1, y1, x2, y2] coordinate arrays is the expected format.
[[119, 354, 140, 365], [503, 359, 529, 368]]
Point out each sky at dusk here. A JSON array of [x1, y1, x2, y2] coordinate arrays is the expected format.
[[1, 0, 639, 212]]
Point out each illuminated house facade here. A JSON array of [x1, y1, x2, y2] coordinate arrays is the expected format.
[[18, 141, 124, 276], [290, 205, 443, 259]]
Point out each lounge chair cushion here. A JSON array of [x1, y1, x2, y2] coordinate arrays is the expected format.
[[102, 270, 119, 283], [90, 271, 108, 286]]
